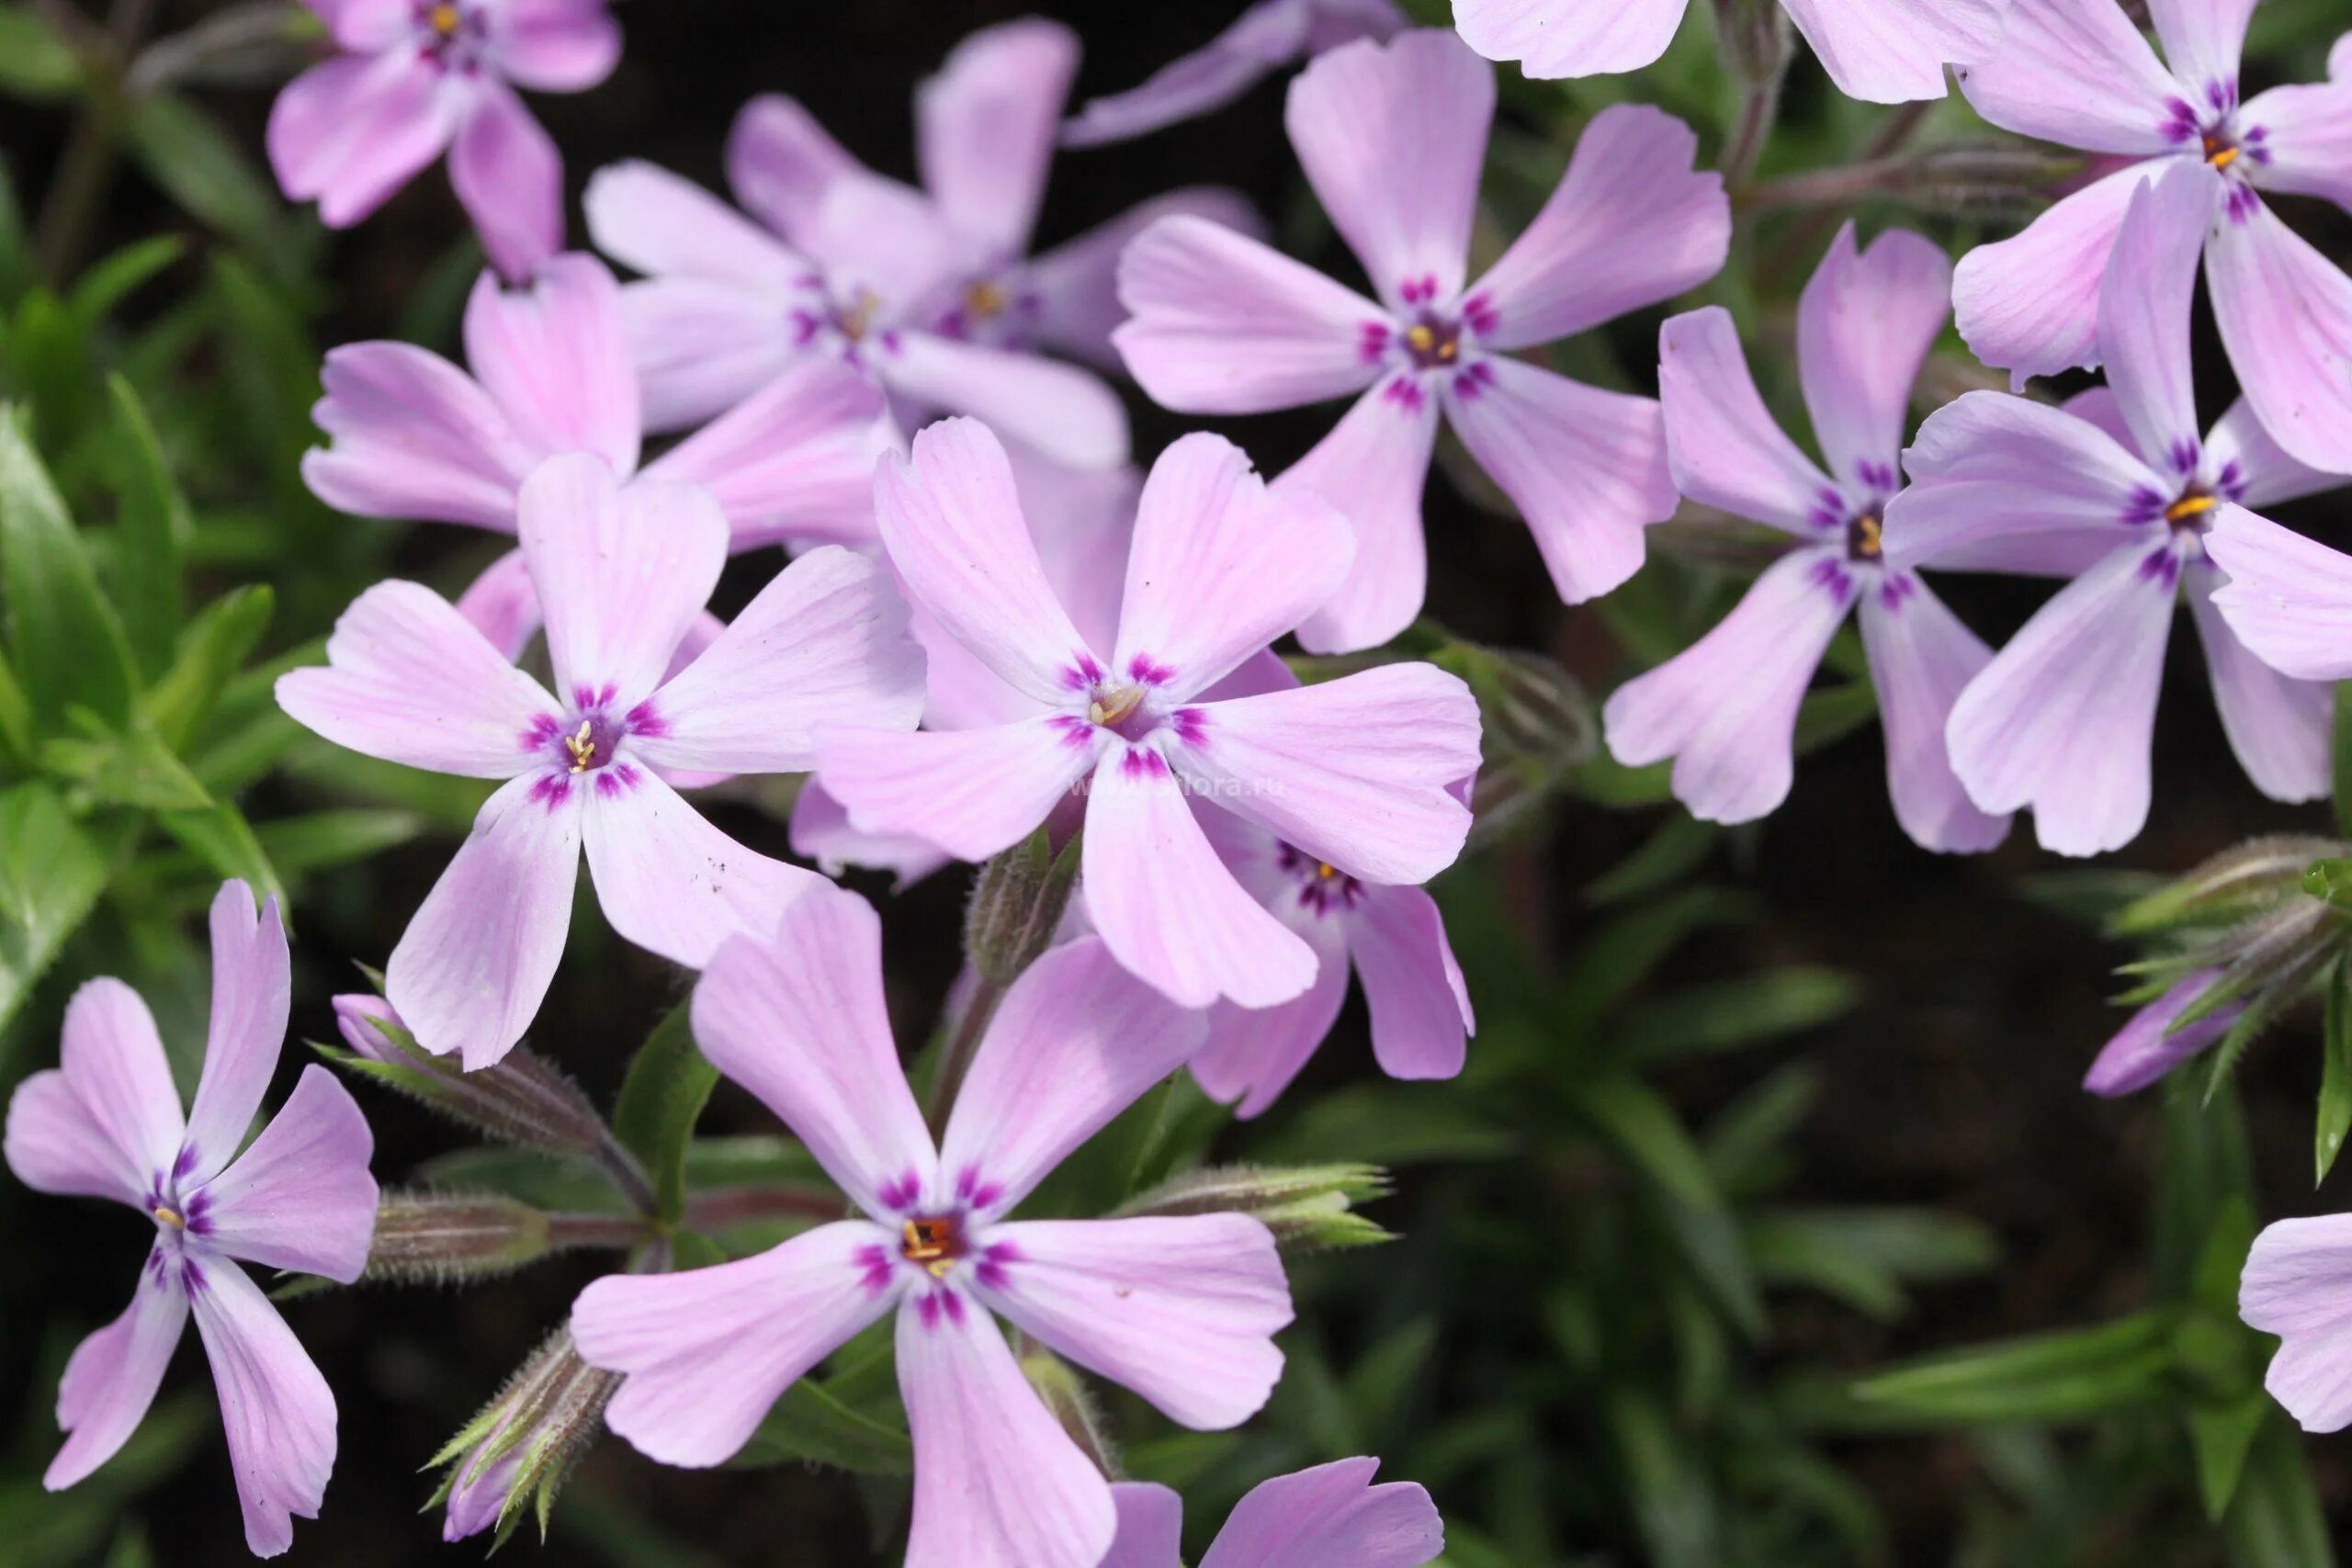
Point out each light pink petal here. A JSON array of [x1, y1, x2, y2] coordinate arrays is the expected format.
[[1951, 0, 2187, 152], [461, 254, 638, 476], [573, 1221, 899, 1467], [2083, 968, 2237, 1096], [1857, 573, 2012, 852], [385, 772, 581, 1068], [197, 1066, 377, 1282], [728, 94, 864, 245], [45, 1258, 189, 1490], [1082, 746, 1320, 1009], [820, 720, 1109, 864], [1114, 434, 1352, 699], [1193, 917, 1351, 1119], [977, 1214, 1290, 1429], [55, 979, 185, 1200], [1114, 215, 1385, 414], [618, 278, 805, 434], [1883, 391, 2165, 570], [2206, 193, 2352, 473], [1202, 1457, 1445, 1568], [1603, 548, 1855, 825], [2186, 561, 2332, 802], [582, 767, 821, 970], [1446, 356, 1674, 604], [1947, 541, 2177, 856], [1471, 102, 1728, 349], [690, 886, 936, 1215], [316, 0, 411, 51], [448, 84, 564, 285], [1102, 1483, 1186, 1568], [454, 547, 540, 660], [266, 51, 458, 228], [918, 17, 1079, 259], [1952, 160, 2168, 388], [897, 1295, 1117, 1568], [6, 1071, 140, 1205], [884, 332, 1130, 471], [2145, 0, 2254, 110], [1021, 188, 1263, 369], [275, 580, 557, 776], [2207, 398, 2352, 512], [1013, 454, 1145, 660], [2244, 73, 2352, 214], [1797, 224, 1952, 495], [874, 418, 1102, 705], [938, 938, 1207, 1218], [181, 884, 291, 1187], [799, 172, 965, 320], [1171, 665, 1479, 885], [1286, 29, 1488, 310], [492, 0, 622, 93], [187, 1258, 335, 1557], [1452, 0, 1683, 79], [1349, 883, 1473, 1082], [2243, 1213, 2352, 1431], [639, 358, 889, 549], [518, 457, 727, 708], [2098, 163, 2222, 473], [1282, 383, 1439, 656], [788, 778, 953, 885], [1781, 0, 2007, 104], [2204, 506, 2352, 681], [1657, 306, 1839, 535], [302, 342, 535, 529], [583, 160, 809, 292], [1059, 0, 1385, 147]]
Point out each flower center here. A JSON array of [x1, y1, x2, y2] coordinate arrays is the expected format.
[[559, 712, 627, 773], [1280, 843, 1362, 914], [2203, 131, 2241, 170], [1087, 683, 1147, 729], [963, 279, 1008, 321], [1402, 312, 1463, 370], [153, 1204, 185, 1231], [427, 2, 461, 37], [838, 288, 880, 344], [2166, 487, 2218, 534], [1847, 511, 1884, 562], [901, 1214, 966, 1279]]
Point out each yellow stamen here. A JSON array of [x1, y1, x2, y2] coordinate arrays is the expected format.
[[1851, 513, 1884, 558], [1317, 863, 1339, 881], [1088, 685, 1145, 728], [2208, 145, 2240, 170], [429, 3, 461, 37], [563, 720, 595, 773], [1405, 323, 1436, 355], [902, 1218, 957, 1278], [153, 1205, 185, 1231], [2166, 493, 2219, 525], [964, 280, 1008, 321], [840, 289, 879, 344]]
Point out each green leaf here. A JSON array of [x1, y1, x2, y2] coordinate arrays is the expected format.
[[250, 807, 426, 874], [2190, 1393, 2270, 1521], [1585, 813, 1718, 906], [1748, 1206, 1998, 1321], [0, 645, 31, 762], [1618, 965, 1860, 1062], [611, 1002, 717, 1223], [2321, 954, 2352, 1185], [38, 713, 210, 809], [2334, 681, 2352, 840], [125, 93, 280, 245], [145, 582, 271, 750], [158, 801, 284, 913], [0, 783, 107, 1032], [1845, 1311, 2176, 1424], [734, 1376, 913, 1475], [0, 409, 139, 730], [1566, 1070, 1720, 1209], [1792, 679, 1878, 755], [103, 376, 188, 677], [0, 6, 80, 97], [2222, 1410, 2335, 1568], [68, 236, 186, 333]]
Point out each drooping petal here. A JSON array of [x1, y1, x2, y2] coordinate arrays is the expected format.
[[1170, 664, 1479, 885], [275, 580, 558, 777], [1946, 541, 2178, 856], [2083, 969, 2239, 1096], [2099, 162, 2222, 475], [883, 331, 1130, 471], [2242, 1213, 2352, 1431], [727, 93, 864, 245], [978, 1214, 1290, 1428], [2205, 193, 2352, 474], [639, 357, 890, 549], [1348, 883, 1474, 1082], [581, 766, 821, 970], [1951, 161, 2169, 388], [266, 51, 458, 228], [917, 17, 1079, 259], [1445, 356, 1675, 604], [302, 343, 537, 528], [690, 886, 937, 1216], [820, 720, 1109, 864], [55, 979, 185, 1202], [385, 772, 582, 1068], [1083, 746, 1320, 1009], [461, 254, 639, 478], [196, 1066, 377, 1282], [872, 418, 1101, 705], [1657, 306, 1840, 535], [1797, 224, 1952, 496], [1021, 188, 1262, 369], [44, 1257, 189, 1490], [492, 0, 623, 93], [1202, 1457, 1446, 1568], [187, 1258, 335, 1558], [1102, 1483, 1186, 1568], [1602, 548, 1856, 825], [518, 457, 727, 710], [1951, 0, 2188, 154], [2186, 562, 2332, 802], [1884, 390, 2165, 570], [1452, 0, 1686, 80], [897, 1295, 1118, 1568], [938, 937, 1207, 1218], [2243, 70, 2352, 215], [1856, 573, 2013, 852], [6, 1071, 140, 1205], [1192, 915, 1351, 1119], [2204, 506, 2352, 680], [1470, 102, 1728, 349], [181, 884, 291, 1188], [1114, 215, 1385, 414], [573, 1221, 899, 1466], [2144, 0, 2255, 113], [1114, 434, 1354, 700], [583, 160, 810, 294], [2206, 398, 2352, 512], [1283, 381, 1441, 656], [448, 83, 564, 285], [1781, 0, 2007, 104]]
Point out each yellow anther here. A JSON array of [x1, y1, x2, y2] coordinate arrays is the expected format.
[[2208, 145, 2240, 170], [965, 279, 1008, 321], [153, 1205, 185, 1231], [2166, 492, 2220, 525], [1850, 513, 1884, 558], [1317, 863, 1340, 880], [902, 1217, 957, 1278], [429, 3, 461, 37], [1406, 323, 1436, 354], [1088, 685, 1145, 728], [563, 720, 595, 773]]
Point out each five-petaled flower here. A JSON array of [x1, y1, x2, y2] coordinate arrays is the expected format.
[[3, 883, 379, 1558], [269, 0, 621, 279], [571, 886, 1292, 1568], [1114, 28, 1729, 651], [276, 455, 926, 1066], [817, 418, 1481, 1010], [1101, 1456, 1444, 1568]]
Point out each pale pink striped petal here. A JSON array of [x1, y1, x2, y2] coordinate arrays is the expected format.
[[623, 276, 804, 434], [197, 1066, 377, 1281], [2204, 506, 2352, 681], [1884, 391, 2164, 569], [55, 980, 185, 1201], [187, 1258, 335, 1557], [2206, 399, 2352, 512], [1952, 0, 2187, 152], [454, 547, 540, 660], [820, 720, 1109, 864], [1022, 189, 1262, 369], [302, 343, 537, 529], [1781, 0, 2006, 104], [182, 884, 290, 1186], [884, 332, 1129, 471], [582, 768, 821, 970], [6, 1071, 138, 1205], [918, 17, 1079, 258], [1350, 883, 1473, 1081], [2243, 1213, 2352, 1431], [461, 254, 638, 477], [2186, 562, 2332, 802], [584, 160, 809, 292], [1203, 1457, 1445, 1568], [1952, 161, 2167, 388], [639, 358, 889, 549], [788, 778, 953, 886], [266, 51, 458, 227], [2206, 194, 2352, 473], [448, 84, 563, 284], [45, 1258, 189, 1490], [1193, 917, 1351, 1119], [1102, 1483, 1185, 1568], [2244, 70, 2352, 214], [727, 94, 863, 245], [1284, 382, 1440, 656], [1060, 0, 1396, 148], [1798, 224, 1951, 495], [1658, 307, 1838, 535], [1453, 0, 1685, 80], [493, 0, 621, 93], [2098, 163, 2221, 474], [1856, 574, 2012, 852], [2145, 0, 2254, 110]]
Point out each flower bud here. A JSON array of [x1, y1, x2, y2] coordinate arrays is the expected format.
[[964, 828, 1083, 986], [1114, 1163, 1395, 1253], [326, 994, 609, 1156], [364, 1191, 558, 1285], [1020, 1345, 1118, 1478], [430, 1329, 618, 1544], [1709, 0, 1791, 84]]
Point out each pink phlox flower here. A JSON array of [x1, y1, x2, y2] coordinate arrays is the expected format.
[[2, 882, 379, 1558], [1102, 1457, 1444, 1568], [1114, 28, 1729, 651], [571, 886, 1291, 1568]]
